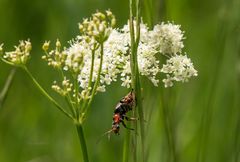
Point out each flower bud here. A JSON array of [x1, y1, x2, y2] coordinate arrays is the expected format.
[[0, 44, 3, 55], [56, 39, 61, 48], [42, 41, 50, 51]]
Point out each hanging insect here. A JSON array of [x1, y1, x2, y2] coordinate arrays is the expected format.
[[104, 89, 138, 136], [111, 89, 138, 134], [96, 90, 138, 143]]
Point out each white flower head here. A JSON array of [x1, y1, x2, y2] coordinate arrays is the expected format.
[[161, 54, 197, 87], [151, 22, 185, 55], [118, 21, 161, 87], [64, 39, 88, 73]]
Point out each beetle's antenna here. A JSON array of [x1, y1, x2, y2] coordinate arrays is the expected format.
[[96, 129, 113, 144]]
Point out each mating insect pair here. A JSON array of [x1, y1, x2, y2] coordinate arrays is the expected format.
[[104, 89, 138, 138]]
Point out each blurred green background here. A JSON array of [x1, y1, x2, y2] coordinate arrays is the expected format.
[[0, 0, 239, 162]]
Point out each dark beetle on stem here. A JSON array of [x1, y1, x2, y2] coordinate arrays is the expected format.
[[111, 89, 138, 134], [97, 89, 138, 142]]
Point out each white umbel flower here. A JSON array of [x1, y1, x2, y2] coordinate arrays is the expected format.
[[161, 55, 198, 87], [151, 22, 184, 55], [112, 22, 161, 87]]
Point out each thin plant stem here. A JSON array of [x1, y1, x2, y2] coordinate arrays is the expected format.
[[23, 66, 73, 120], [123, 130, 131, 162], [81, 47, 96, 113], [75, 123, 89, 162], [123, 1, 135, 162], [143, 0, 153, 29], [0, 68, 16, 108], [87, 47, 96, 90], [135, 1, 146, 161], [160, 88, 176, 162], [123, 0, 145, 161], [84, 42, 104, 115], [73, 74, 81, 120], [58, 69, 76, 118]]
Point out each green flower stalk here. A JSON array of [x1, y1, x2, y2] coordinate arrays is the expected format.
[[123, 0, 145, 162], [0, 68, 16, 109]]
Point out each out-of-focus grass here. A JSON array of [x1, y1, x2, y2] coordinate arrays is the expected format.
[[0, 0, 240, 162]]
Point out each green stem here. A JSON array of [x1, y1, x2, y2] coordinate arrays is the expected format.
[[65, 96, 76, 118], [143, 0, 153, 29], [160, 89, 176, 162], [0, 68, 16, 108], [23, 67, 73, 120], [58, 69, 76, 118], [87, 47, 96, 90], [73, 74, 80, 120], [123, 131, 130, 162], [135, 1, 146, 161], [84, 42, 104, 114], [123, 0, 145, 161], [81, 47, 96, 113], [75, 123, 89, 162], [123, 1, 135, 162]]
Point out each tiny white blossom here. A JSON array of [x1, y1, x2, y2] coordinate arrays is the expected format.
[[162, 74, 173, 88], [121, 76, 131, 88]]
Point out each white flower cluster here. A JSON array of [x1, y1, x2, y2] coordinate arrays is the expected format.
[[63, 21, 197, 90], [150, 22, 184, 55], [161, 55, 198, 87], [64, 39, 87, 73], [113, 23, 161, 88], [1, 40, 31, 66], [42, 11, 118, 99], [40, 10, 197, 96]]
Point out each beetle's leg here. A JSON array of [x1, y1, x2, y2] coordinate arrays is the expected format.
[[123, 115, 139, 121], [121, 120, 134, 130]]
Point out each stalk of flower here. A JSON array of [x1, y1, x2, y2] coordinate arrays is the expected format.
[[0, 68, 16, 109], [122, 0, 146, 162]]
